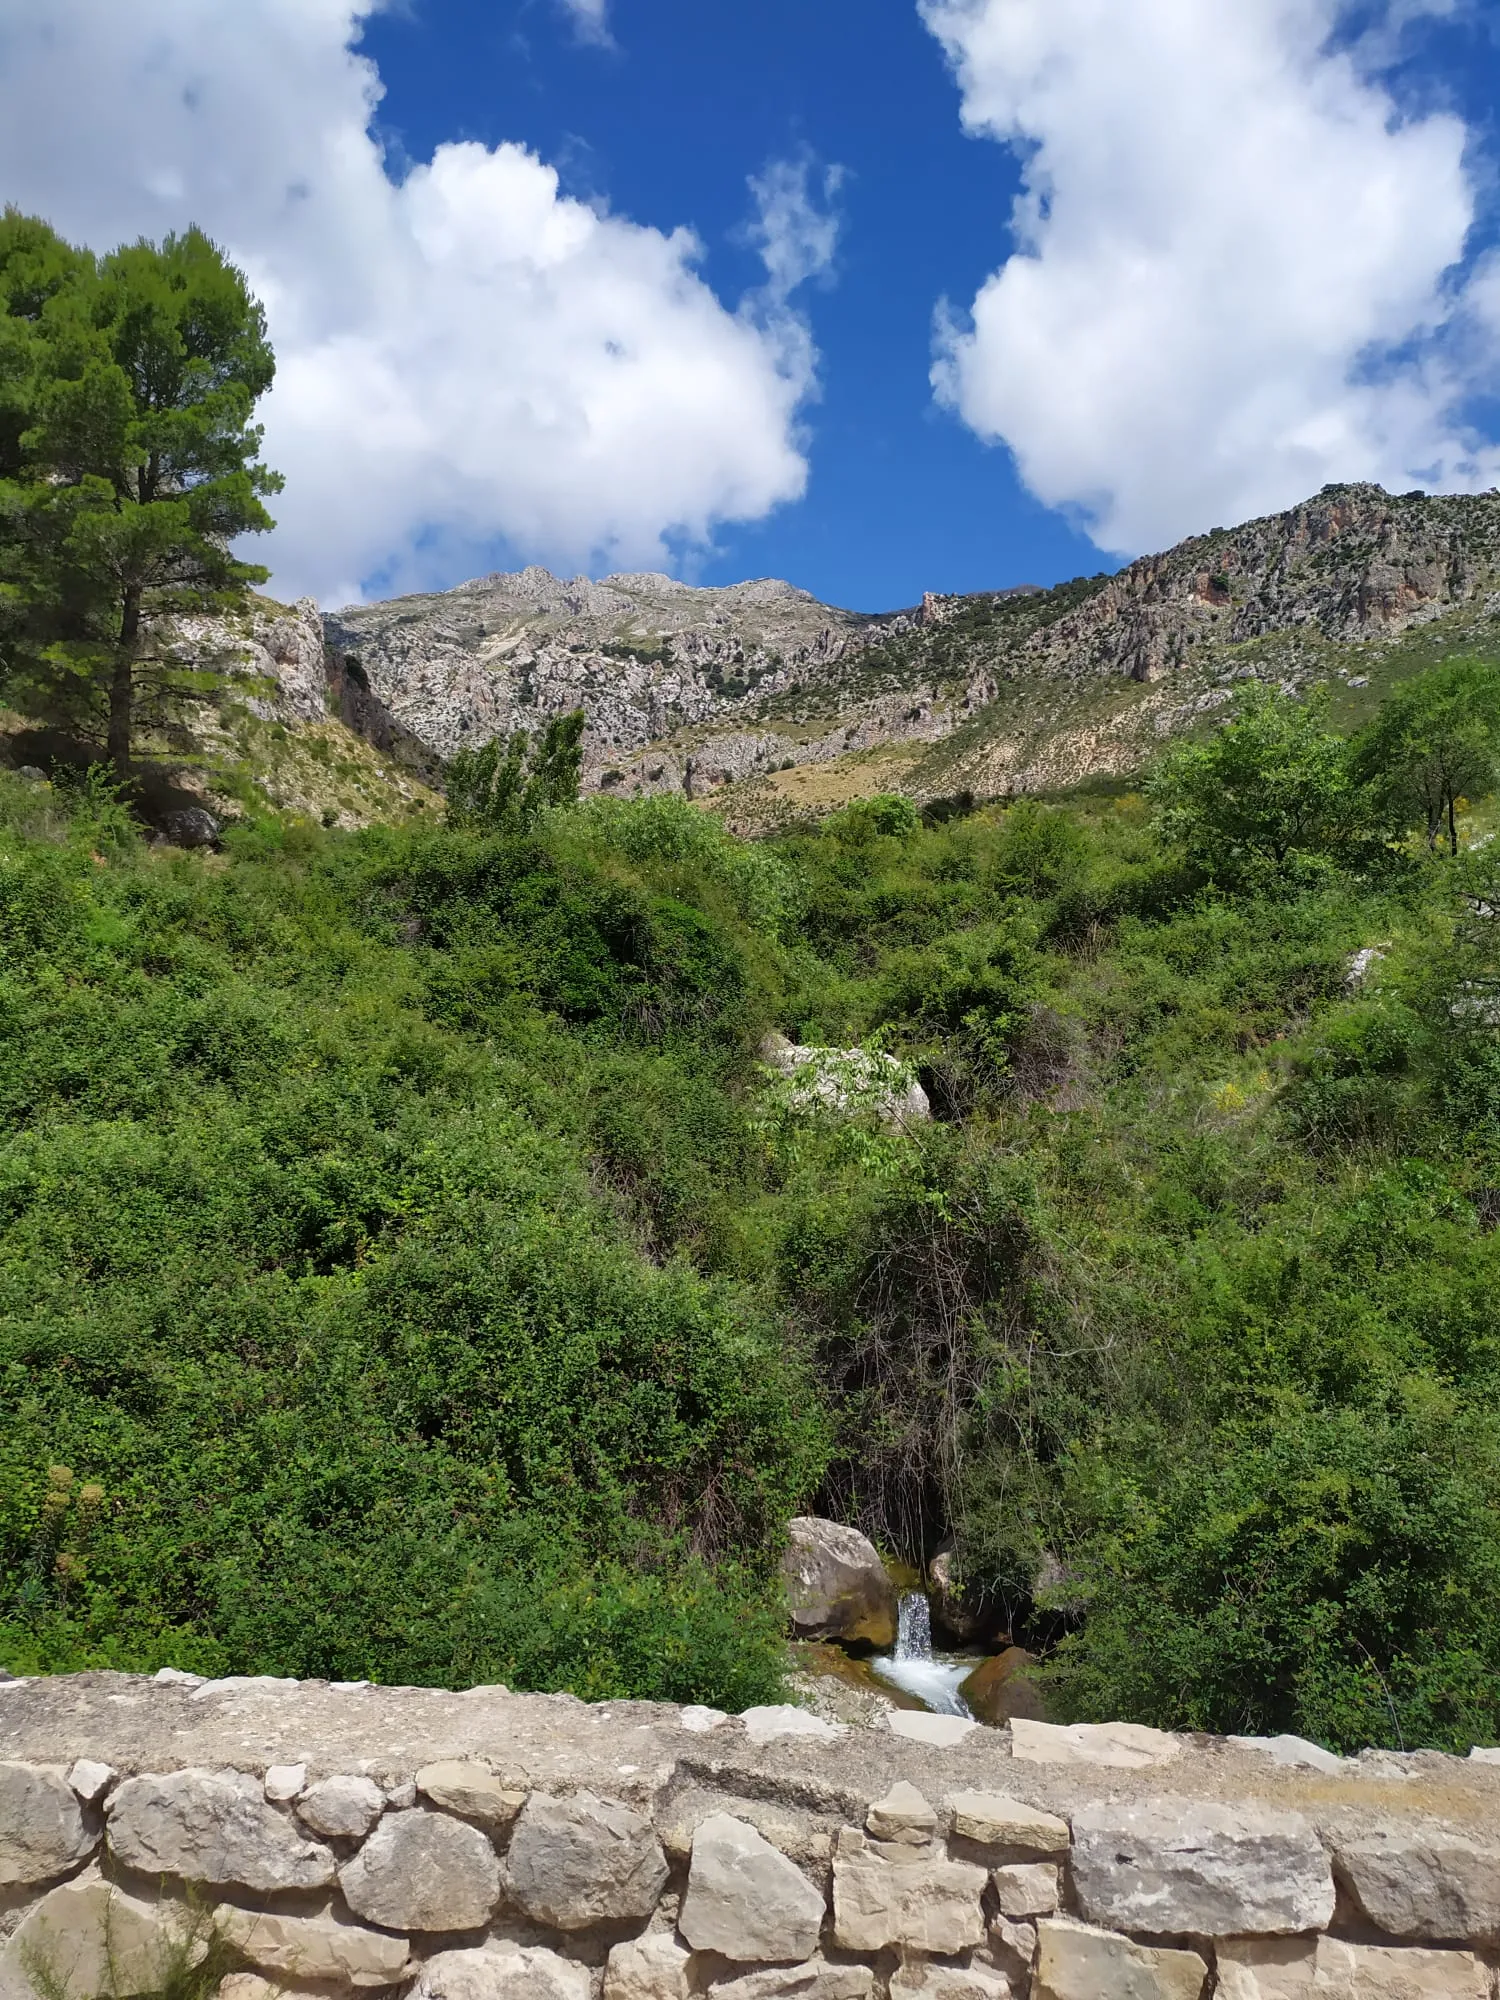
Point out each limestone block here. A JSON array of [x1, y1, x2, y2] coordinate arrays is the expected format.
[[1226, 1734, 1343, 1775], [1033, 1919, 1208, 2000], [221, 1908, 411, 1988], [415, 1760, 527, 1827], [0, 1763, 94, 1887], [710, 1964, 875, 2000], [943, 1792, 1069, 1856], [296, 1774, 384, 1840], [264, 1762, 306, 1803], [888, 1964, 1016, 1998], [867, 1782, 937, 1845], [986, 1916, 1037, 1984], [1010, 1719, 1182, 1769], [991, 1862, 1059, 1917], [0, 1873, 202, 2000], [107, 1769, 335, 1893], [412, 1943, 591, 2000], [604, 1932, 692, 2000], [781, 1517, 898, 1648], [1335, 1825, 1500, 1941], [67, 1760, 116, 1805], [885, 1712, 977, 1749], [505, 1790, 668, 1931], [742, 1706, 845, 1745], [1071, 1798, 1334, 1936], [832, 1826, 986, 1954], [1217, 1936, 1490, 1998], [680, 1812, 826, 1963], [338, 1806, 500, 1932]]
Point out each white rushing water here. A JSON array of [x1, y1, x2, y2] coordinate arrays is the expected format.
[[870, 1592, 976, 1718]]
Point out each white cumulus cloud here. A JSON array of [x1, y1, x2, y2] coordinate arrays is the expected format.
[[0, 0, 816, 603], [920, 0, 1500, 553], [555, 0, 612, 49]]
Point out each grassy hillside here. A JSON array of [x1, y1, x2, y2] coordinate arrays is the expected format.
[[2, 742, 1500, 1750]]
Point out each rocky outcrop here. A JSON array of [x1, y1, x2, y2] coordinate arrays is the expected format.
[[781, 1518, 899, 1650], [300, 486, 1500, 815], [762, 1040, 932, 1132], [5, 1671, 1500, 1999]]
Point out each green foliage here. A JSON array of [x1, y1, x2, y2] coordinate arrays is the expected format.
[[1351, 658, 1500, 855], [0, 211, 281, 775], [446, 709, 585, 832], [1148, 685, 1359, 878]]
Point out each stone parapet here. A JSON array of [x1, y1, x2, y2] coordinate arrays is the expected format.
[[3, 1673, 1500, 1996]]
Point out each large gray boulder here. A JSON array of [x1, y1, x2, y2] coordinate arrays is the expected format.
[[338, 1806, 500, 1932], [1335, 1826, 1500, 1942], [504, 1790, 668, 1931], [1071, 1798, 1334, 1937], [106, 1769, 334, 1894], [0, 1763, 94, 1888], [679, 1812, 826, 1963], [781, 1517, 898, 1649]]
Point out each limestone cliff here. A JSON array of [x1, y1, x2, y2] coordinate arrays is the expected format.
[[312, 484, 1500, 819]]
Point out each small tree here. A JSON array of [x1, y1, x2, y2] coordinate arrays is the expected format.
[[1147, 684, 1355, 877], [447, 709, 586, 832], [0, 211, 281, 778], [1350, 659, 1500, 856]]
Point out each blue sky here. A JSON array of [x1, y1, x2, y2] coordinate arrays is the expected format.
[[2, 1, 1499, 611]]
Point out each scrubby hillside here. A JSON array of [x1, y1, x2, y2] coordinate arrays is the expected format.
[[4, 694, 1500, 1751]]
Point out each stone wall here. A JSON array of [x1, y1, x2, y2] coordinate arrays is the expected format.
[[3, 1674, 1500, 1999]]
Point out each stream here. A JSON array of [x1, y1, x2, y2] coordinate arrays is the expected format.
[[870, 1592, 976, 1718]]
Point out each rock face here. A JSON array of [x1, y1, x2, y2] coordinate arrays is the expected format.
[[0, 1763, 93, 1888], [1071, 1798, 1334, 1936], [106, 1768, 335, 1893], [679, 1811, 826, 1962], [338, 1807, 501, 1931], [308, 486, 1500, 812], [504, 1790, 668, 1931], [1334, 1826, 1500, 1941], [781, 1517, 898, 1649]]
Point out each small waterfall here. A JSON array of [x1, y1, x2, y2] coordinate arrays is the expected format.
[[896, 1592, 932, 1661], [871, 1590, 974, 1719]]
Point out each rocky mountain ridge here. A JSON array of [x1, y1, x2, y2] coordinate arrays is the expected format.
[[303, 484, 1500, 820]]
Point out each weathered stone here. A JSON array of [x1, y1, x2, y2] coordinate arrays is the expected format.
[[604, 1932, 692, 2000], [991, 1862, 1059, 1917], [711, 1964, 875, 2000], [987, 1916, 1038, 1985], [782, 1517, 898, 1649], [339, 1806, 500, 1931], [412, 1944, 591, 2000], [106, 1769, 335, 1894], [742, 1706, 845, 1745], [415, 1759, 527, 1827], [944, 1792, 1070, 1856], [680, 1812, 826, 1963], [67, 1759, 116, 1805], [1033, 1919, 1208, 2000], [888, 1964, 1015, 1999], [867, 1782, 937, 1845], [959, 1649, 1047, 1727], [1071, 1798, 1334, 1936], [0, 1874, 202, 2000], [216, 1977, 282, 2000], [1217, 1936, 1489, 1998], [832, 1826, 986, 1954], [296, 1773, 384, 1839], [0, 1761, 94, 1887], [928, 1547, 981, 1642], [1335, 1826, 1500, 1941], [1010, 1719, 1182, 1768], [221, 1908, 411, 1989], [264, 1762, 306, 1802], [762, 1040, 932, 1133], [505, 1790, 668, 1931], [885, 1712, 976, 1749], [1226, 1734, 1343, 1775]]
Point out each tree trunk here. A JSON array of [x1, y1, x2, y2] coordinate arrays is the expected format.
[[107, 588, 141, 780], [1449, 793, 1459, 858]]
